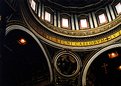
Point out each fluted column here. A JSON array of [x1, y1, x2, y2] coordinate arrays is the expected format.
[[41, 4, 44, 20], [109, 4, 116, 20], [57, 12, 61, 28], [38, 2, 41, 17], [71, 14, 75, 30], [105, 6, 112, 22], [54, 12, 57, 27], [88, 13, 94, 28], [92, 12, 98, 28], [75, 14, 79, 30]]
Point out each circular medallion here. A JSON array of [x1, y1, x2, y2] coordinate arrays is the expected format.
[[54, 51, 81, 77]]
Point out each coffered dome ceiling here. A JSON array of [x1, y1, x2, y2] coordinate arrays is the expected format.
[[41, 0, 112, 12], [49, 0, 105, 7]]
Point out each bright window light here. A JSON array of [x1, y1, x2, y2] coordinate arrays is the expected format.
[[45, 11, 51, 22], [115, 3, 121, 14], [31, 0, 36, 11], [98, 14, 107, 24], [80, 19, 88, 28], [62, 18, 69, 28]]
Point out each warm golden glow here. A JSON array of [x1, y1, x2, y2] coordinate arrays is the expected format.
[[45, 30, 121, 47], [18, 38, 27, 45], [118, 65, 121, 71], [108, 52, 118, 59]]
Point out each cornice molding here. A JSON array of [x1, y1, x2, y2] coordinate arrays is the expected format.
[[41, 15, 121, 38]]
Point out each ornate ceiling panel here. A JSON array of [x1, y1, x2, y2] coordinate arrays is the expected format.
[[41, 0, 112, 13], [49, 0, 102, 7]]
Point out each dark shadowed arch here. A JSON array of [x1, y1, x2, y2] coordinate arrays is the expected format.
[[2, 25, 53, 86]]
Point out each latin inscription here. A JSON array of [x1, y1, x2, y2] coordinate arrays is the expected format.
[[45, 30, 121, 47]]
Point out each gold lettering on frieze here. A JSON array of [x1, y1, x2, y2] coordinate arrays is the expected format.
[[45, 35, 49, 39], [57, 39, 61, 44], [114, 31, 120, 38], [60, 40, 65, 45], [84, 42, 89, 46], [110, 34, 115, 39], [64, 41, 71, 46], [45, 30, 121, 47], [72, 42, 76, 46], [76, 42, 81, 46], [104, 38, 108, 42], [46, 35, 52, 40], [101, 38, 107, 43], [80, 42, 84, 46], [89, 41, 94, 45], [48, 36, 52, 40], [86, 42, 90, 45], [52, 37, 56, 42], [107, 35, 112, 40]]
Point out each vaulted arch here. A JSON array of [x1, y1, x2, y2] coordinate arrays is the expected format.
[[82, 44, 121, 86], [2, 25, 53, 86]]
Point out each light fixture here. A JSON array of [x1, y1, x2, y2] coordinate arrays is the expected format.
[[18, 38, 27, 45], [108, 52, 119, 59], [118, 65, 121, 71]]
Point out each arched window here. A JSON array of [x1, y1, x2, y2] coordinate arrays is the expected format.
[[30, 0, 36, 11], [45, 11, 51, 22], [44, 7, 54, 24], [98, 13, 107, 24], [62, 18, 69, 28], [80, 19, 89, 29], [95, 9, 108, 25], [78, 15, 89, 29], [61, 14, 71, 29]]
